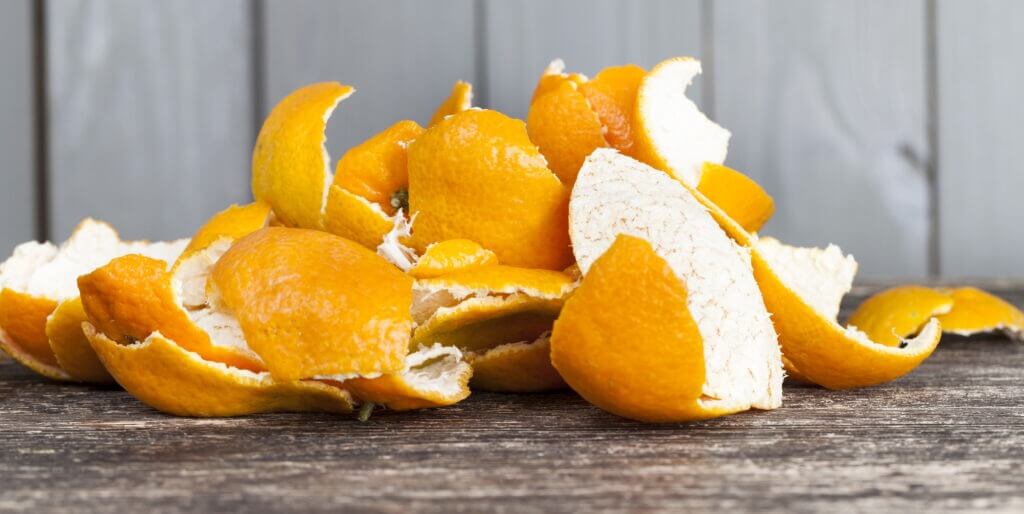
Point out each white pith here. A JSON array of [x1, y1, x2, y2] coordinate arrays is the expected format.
[[377, 210, 418, 271], [0, 219, 187, 301], [569, 149, 783, 411], [754, 236, 858, 322], [638, 58, 730, 185]]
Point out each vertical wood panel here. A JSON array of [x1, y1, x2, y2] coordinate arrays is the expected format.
[[0, 0, 37, 253], [46, 0, 253, 241], [262, 0, 476, 154], [714, 0, 931, 279], [936, 1, 1024, 278], [483, 0, 704, 120]]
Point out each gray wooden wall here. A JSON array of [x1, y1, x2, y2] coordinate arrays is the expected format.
[[1, 0, 1020, 280]]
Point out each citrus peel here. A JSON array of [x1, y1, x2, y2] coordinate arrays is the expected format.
[[0, 219, 186, 383], [407, 239, 498, 279], [527, 69, 607, 185], [411, 264, 574, 392], [849, 285, 1024, 343], [429, 80, 473, 126], [567, 149, 783, 414], [551, 234, 741, 422], [696, 163, 775, 233], [407, 108, 572, 270]]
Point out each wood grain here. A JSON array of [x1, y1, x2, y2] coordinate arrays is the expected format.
[[44, 0, 253, 242], [261, 0, 476, 154], [482, 0, 704, 120], [0, 0, 37, 255], [935, 0, 1024, 279], [712, 0, 931, 280], [1, 286, 1023, 512]]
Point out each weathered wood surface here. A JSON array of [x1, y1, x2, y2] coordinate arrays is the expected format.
[[0, 0, 37, 252], [935, 0, 1024, 278], [713, 0, 932, 280], [45, 0, 254, 242], [1, 285, 1023, 513]]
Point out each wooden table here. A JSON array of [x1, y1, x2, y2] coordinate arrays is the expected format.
[[1, 284, 1022, 512]]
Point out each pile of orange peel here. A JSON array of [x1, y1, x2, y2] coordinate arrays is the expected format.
[[2, 57, 1022, 423]]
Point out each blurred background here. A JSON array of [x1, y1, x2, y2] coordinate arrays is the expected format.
[[1, 0, 1020, 280]]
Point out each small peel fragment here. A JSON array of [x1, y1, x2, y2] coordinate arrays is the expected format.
[[430, 81, 473, 126], [467, 334, 565, 393], [343, 344, 472, 410], [408, 239, 498, 279], [46, 297, 112, 383]]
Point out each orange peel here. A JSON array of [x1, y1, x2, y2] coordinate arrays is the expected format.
[[407, 239, 498, 279], [632, 57, 730, 186], [80, 215, 470, 416], [578, 64, 646, 155], [527, 61, 608, 185], [847, 286, 955, 347], [0, 218, 186, 383], [849, 285, 1024, 343], [407, 108, 572, 270], [429, 80, 473, 126], [567, 149, 783, 414], [696, 163, 775, 233], [552, 235, 739, 422], [411, 265, 574, 392], [253, 82, 412, 251]]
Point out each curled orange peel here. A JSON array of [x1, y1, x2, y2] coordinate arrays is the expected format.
[[696, 163, 775, 233], [578, 64, 646, 155], [849, 285, 1024, 343], [429, 80, 473, 126], [253, 82, 413, 251], [407, 108, 573, 270], [567, 149, 783, 416], [0, 219, 187, 383], [552, 235, 745, 422]]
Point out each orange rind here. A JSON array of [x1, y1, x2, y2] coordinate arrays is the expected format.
[[696, 163, 775, 233], [849, 285, 1024, 343], [411, 264, 574, 392], [79, 210, 470, 416], [633, 57, 730, 186], [527, 61, 608, 185], [0, 218, 187, 383], [552, 235, 739, 422], [407, 108, 573, 270], [578, 64, 646, 155], [429, 80, 473, 126], [847, 286, 955, 347], [407, 239, 498, 279], [253, 82, 412, 251], [566, 149, 783, 416]]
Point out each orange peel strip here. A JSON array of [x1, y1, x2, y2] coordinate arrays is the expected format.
[[466, 334, 565, 393], [847, 286, 955, 347], [252, 82, 354, 230], [429, 81, 473, 127], [85, 325, 354, 417], [46, 297, 112, 383], [408, 109, 572, 270], [551, 235, 737, 422]]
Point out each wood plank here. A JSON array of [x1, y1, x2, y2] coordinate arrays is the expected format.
[[936, 1, 1024, 278], [0, 0, 37, 254], [261, 0, 476, 154], [1, 284, 1023, 511], [483, 0, 704, 120], [45, 0, 253, 242], [713, 1, 931, 280]]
